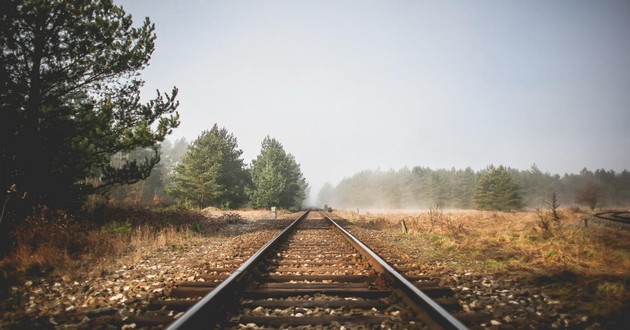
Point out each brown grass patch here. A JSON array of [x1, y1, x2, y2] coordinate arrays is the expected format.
[[0, 206, 229, 296], [338, 208, 630, 276]]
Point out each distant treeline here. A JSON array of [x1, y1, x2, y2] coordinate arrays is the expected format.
[[317, 165, 630, 210]]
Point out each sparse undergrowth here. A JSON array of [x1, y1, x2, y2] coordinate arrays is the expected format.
[[341, 208, 630, 327], [2, 207, 628, 329], [0, 206, 250, 299], [342, 208, 630, 275]]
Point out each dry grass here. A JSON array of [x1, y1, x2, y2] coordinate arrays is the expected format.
[[340, 208, 630, 323], [200, 207, 286, 220], [0, 205, 287, 295], [338, 208, 630, 276], [0, 207, 219, 295]]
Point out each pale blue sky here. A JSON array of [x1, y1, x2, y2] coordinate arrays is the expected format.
[[116, 0, 630, 200]]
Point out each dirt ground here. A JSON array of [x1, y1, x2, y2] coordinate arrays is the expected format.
[[1, 209, 628, 329], [337, 208, 630, 329]]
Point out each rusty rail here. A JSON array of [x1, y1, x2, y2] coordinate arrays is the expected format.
[[167, 209, 467, 329]]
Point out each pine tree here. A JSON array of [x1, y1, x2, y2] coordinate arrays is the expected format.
[[0, 0, 179, 207], [167, 125, 249, 209], [473, 165, 523, 211], [106, 147, 168, 206], [250, 137, 308, 209]]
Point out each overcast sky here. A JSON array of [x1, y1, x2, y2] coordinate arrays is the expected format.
[[116, 0, 630, 202]]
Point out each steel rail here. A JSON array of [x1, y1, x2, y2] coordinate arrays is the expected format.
[[166, 209, 310, 330], [321, 211, 468, 330], [591, 211, 630, 228], [594, 211, 630, 224]]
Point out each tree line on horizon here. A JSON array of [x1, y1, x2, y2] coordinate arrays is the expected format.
[[317, 165, 630, 211]]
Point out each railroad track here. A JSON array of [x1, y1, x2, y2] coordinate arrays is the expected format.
[[127, 210, 467, 329], [592, 211, 630, 226]]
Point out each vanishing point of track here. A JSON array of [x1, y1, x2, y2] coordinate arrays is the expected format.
[[134, 210, 468, 329]]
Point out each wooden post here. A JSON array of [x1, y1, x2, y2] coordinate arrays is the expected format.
[[401, 219, 408, 234]]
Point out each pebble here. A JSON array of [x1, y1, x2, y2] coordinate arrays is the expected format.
[[1, 226, 281, 329], [1, 217, 621, 329], [347, 226, 613, 330], [109, 294, 124, 301]]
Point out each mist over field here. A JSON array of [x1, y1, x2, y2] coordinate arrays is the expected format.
[[2, 2, 630, 329], [116, 0, 630, 202], [315, 166, 630, 211]]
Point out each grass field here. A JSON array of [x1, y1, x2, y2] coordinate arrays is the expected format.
[[337, 208, 630, 276]]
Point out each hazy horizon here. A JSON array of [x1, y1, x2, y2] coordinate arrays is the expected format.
[[116, 1, 630, 203]]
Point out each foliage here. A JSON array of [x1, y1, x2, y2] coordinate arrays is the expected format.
[[0, 0, 179, 219], [473, 165, 523, 211], [102, 219, 132, 235], [513, 164, 561, 207], [318, 165, 630, 210], [160, 138, 189, 178], [249, 136, 308, 209], [106, 147, 165, 206], [328, 167, 478, 209], [167, 125, 249, 209], [536, 192, 562, 238], [106, 138, 188, 206], [0, 205, 208, 292], [574, 181, 601, 210], [427, 205, 468, 236]]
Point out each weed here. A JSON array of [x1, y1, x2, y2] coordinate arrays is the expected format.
[[102, 220, 132, 235], [189, 222, 206, 234], [536, 192, 562, 238], [485, 258, 507, 270], [426, 205, 468, 236], [427, 206, 442, 233], [0, 205, 209, 289], [337, 208, 630, 276], [170, 198, 197, 211], [596, 281, 626, 300], [219, 212, 243, 224]]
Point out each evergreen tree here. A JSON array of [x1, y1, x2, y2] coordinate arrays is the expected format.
[[167, 125, 249, 209], [250, 137, 308, 209], [451, 167, 477, 209], [410, 166, 432, 208], [473, 165, 523, 211], [160, 138, 189, 176], [159, 137, 188, 194], [0, 0, 179, 209], [312, 165, 630, 211]]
